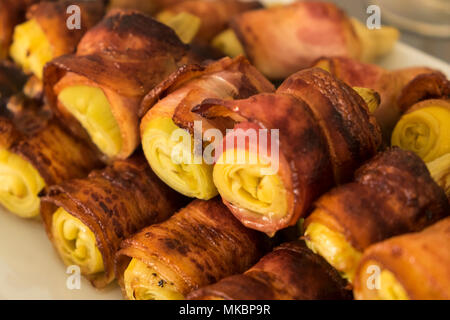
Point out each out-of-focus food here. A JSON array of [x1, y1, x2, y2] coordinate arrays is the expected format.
[[44, 10, 196, 161], [157, 0, 260, 45], [140, 56, 274, 200], [0, 61, 27, 108], [108, 0, 184, 16], [157, 12, 202, 44], [426, 153, 450, 200], [195, 68, 381, 234], [354, 217, 450, 300], [9, 0, 105, 79]]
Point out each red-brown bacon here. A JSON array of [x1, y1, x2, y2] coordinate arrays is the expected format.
[[194, 68, 381, 234], [313, 56, 450, 142], [188, 241, 352, 300], [41, 154, 188, 288]]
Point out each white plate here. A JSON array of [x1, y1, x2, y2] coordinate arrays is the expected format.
[[1, 42, 449, 300]]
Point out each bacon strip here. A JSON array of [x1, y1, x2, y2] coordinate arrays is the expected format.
[[195, 68, 381, 234], [108, 0, 185, 15], [0, 61, 27, 108], [116, 198, 268, 298], [305, 148, 450, 252], [354, 217, 450, 300], [188, 241, 352, 300]]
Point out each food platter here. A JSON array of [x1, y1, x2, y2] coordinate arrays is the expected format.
[[0, 41, 448, 300]]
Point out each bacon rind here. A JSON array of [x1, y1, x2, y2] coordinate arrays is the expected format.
[[171, 56, 275, 134], [397, 72, 450, 113], [196, 93, 333, 234], [162, 0, 260, 44], [27, 0, 105, 57], [0, 0, 37, 58], [312, 57, 448, 142], [278, 68, 381, 183]]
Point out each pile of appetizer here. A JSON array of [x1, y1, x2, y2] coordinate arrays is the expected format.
[[0, 0, 449, 300]]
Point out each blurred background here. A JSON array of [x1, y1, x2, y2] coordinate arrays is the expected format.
[[267, 0, 450, 62], [324, 0, 450, 62]]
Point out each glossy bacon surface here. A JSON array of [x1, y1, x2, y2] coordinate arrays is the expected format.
[[0, 100, 102, 187], [0, 0, 37, 58], [230, 1, 361, 80], [313, 57, 450, 142], [195, 68, 381, 233], [160, 0, 260, 44], [140, 55, 275, 132], [26, 0, 105, 57]]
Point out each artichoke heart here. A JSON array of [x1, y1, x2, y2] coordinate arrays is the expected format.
[[58, 85, 122, 158], [9, 19, 52, 79], [124, 258, 184, 300], [212, 29, 245, 58], [426, 153, 450, 199], [52, 208, 104, 275], [0, 149, 45, 218], [392, 106, 450, 162], [213, 149, 288, 220], [378, 269, 409, 300], [353, 87, 380, 114], [157, 11, 201, 44], [305, 220, 362, 282], [142, 117, 217, 199]]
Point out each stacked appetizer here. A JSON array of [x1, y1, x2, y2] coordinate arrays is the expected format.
[[0, 0, 449, 301]]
